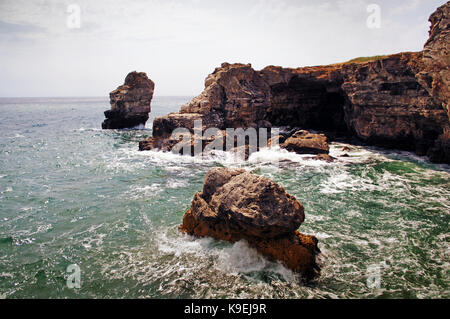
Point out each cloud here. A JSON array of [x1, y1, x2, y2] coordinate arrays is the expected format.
[[0, 0, 445, 97]]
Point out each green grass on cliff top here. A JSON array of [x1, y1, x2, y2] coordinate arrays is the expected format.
[[343, 55, 389, 64]]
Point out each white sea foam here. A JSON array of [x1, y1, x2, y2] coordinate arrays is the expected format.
[[320, 170, 361, 194], [113, 141, 409, 176], [132, 124, 146, 130], [76, 127, 102, 132], [82, 233, 106, 250], [125, 184, 162, 200], [154, 229, 296, 282], [313, 232, 332, 239], [166, 178, 188, 189]]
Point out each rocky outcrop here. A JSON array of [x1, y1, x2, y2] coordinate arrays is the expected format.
[[307, 154, 336, 163], [179, 167, 320, 279], [102, 71, 155, 129], [340, 51, 448, 159], [421, 1, 450, 120], [281, 130, 329, 154], [418, 1, 450, 163], [140, 3, 449, 163]]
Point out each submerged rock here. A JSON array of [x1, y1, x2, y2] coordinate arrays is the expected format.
[[307, 154, 336, 162], [179, 167, 320, 280], [421, 1, 450, 120], [102, 71, 155, 129]]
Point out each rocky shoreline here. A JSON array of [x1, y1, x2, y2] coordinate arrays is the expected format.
[[101, 3, 449, 280], [137, 2, 449, 164]]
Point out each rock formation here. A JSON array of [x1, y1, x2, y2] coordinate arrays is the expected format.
[[179, 167, 320, 280], [139, 125, 331, 161], [281, 130, 329, 155], [102, 71, 155, 129], [420, 2, 450, 120], [139, 3, 449, 163]]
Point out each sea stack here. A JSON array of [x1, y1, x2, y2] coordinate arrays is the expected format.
[[102, 71, 155, 129], [179, 167, 321, 280]]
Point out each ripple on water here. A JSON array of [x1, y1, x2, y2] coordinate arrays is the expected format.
[[1, 98, 449, 298]]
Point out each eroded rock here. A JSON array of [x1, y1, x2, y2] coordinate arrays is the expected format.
[[281, 130, 329, 154], [102, 71, 154, 129], [179, 167, 320, 279], [421, 1, 450, 119]]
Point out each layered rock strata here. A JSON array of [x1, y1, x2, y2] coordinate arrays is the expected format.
[[179, 167, 321, 280], [102, 71, 155, 129]]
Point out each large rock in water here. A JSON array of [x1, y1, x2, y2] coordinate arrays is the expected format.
[[179, 167, 320, 280], [102, 71, 155, 129], [139, 3, 450, 163]]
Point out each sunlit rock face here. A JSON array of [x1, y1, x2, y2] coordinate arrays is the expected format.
[[340, 51, 448, 160], [420, 1, 450, 120], [102, 71, 154, 129], [179, 167, 321, 280], [418, 1, 450, 162]]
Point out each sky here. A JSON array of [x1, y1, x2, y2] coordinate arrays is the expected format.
[[0, 0, 446, 97]]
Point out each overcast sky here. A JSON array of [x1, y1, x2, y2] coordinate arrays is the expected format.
[[0, 0, 446, 97]]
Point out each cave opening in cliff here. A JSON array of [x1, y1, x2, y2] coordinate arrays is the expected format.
[[268, 76, 349, 134]]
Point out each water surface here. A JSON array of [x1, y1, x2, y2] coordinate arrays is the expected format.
[[0, 97, 448, 298]]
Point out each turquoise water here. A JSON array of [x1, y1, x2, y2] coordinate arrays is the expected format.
[[0, 97, 448, 299]]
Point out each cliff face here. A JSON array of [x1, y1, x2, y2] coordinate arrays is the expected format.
[[421, 1, 450, 120], [141, 2, 449, 163], [341, 52, 448, 158], [102, 71, 155, 129]]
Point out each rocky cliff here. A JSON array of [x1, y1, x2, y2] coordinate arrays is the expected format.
[[179, 167, 321, 280], [140, 2, 449, 163], [421, 2, 450, 120], [102, 71, 155, 129]]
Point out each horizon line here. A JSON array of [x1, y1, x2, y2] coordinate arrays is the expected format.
[[0, 95, 195, 99]]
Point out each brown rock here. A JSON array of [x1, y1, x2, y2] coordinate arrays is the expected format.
[[340, 52, 448, 159], [307, 154, 336, 162], [138, 137, 155, 151], [179, 167, 320, 279], [139, 4, 449, 163], [427, 130, 450, 163], [140, 127, 262, 160], [421, 1, 450, 120], [281, 130, 329, 154], [102, 71, 154, 129]]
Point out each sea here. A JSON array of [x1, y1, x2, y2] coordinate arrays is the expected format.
[[0, 96, 448, 298]]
